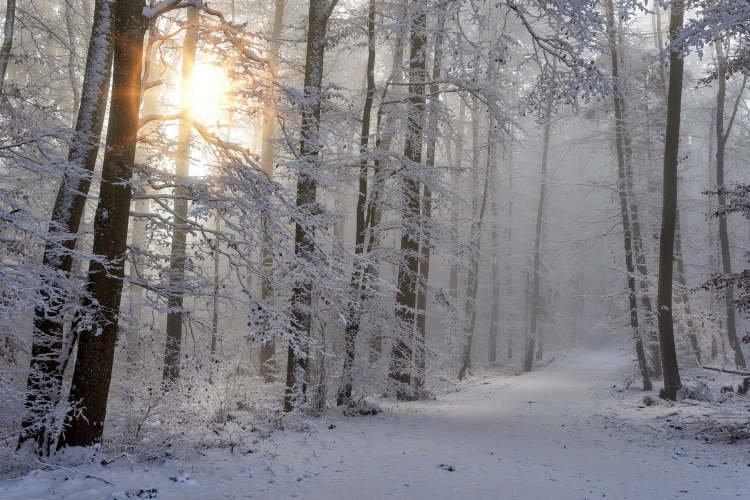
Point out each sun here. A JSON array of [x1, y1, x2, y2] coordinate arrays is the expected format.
[[190, 62, 231, 117], [184, 62, 234, 177]]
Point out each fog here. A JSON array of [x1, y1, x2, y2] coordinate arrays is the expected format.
[[1, 0, 750, 496]]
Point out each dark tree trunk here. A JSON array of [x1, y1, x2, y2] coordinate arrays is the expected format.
[[715, 42, 747, 371], [337, 0, 376, 406], [57, 0, 148, 448], [656, 0, 685, 401], [605, 0, 651, 390], [0, 0, 15, 93], [285, 0, 337, 412], [18, 0, 114, 454], [414, 7, 444, 391], [388, 3, 427, 398]]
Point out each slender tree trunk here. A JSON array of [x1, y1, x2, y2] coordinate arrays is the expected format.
[[259, 0, 286, 383], [674, 207, 701, 364], [0, 0, 15, 93], [506, 136, 515, 359], [336, 0, 375, 406], [388, 3, 427, 398], [715, 42, 747, 370], [366, 33, 404, 361], [708, 115, 720, 359], [163, 7, 199, 384], [489, 177, 500, 363], [18, 0, 114, 454], [625, 113, 661, 378], [285, 0, 337, 411], [657, 0, 685, 401], [64, 0, 81, 111], [210, 214, 221, 356], [449, 100, 465, 300], [414, 7, 444, 391], [524, 101, 552, 373], [605, 0, 652, 390], [57, 0, 148, 447], [458, 122, 493, 380], [126, 24, 163, 369]]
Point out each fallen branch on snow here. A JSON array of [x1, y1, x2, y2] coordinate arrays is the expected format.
[[702, 366, 750, 376]]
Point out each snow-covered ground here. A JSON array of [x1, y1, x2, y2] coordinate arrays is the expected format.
[[3, 346, 750, 499]]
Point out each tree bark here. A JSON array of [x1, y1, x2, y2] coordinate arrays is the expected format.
[[625, 108, 661, 378], [210, 214, 221, 357], [0, 0, 15, 93], [259, 0, 286, 383], [18, 0, 114, 454], [284, 0, 337, 412], [657, 0, 685, 400], [57, 0, 149, 447], [506, 134, 515, 359], [414, 7, 445, 391], [388, 3, 427, 398], [489, 177, 500, 363], [458, 121, 493, 380], [524, 95, 552, 373], [336, 0, 376, 406], [449, 99, 465, 301], [674, 206, 701, 364], [163, 7, 199, 385], [715, 42, 747, 370], [605, 0, 651, 390]]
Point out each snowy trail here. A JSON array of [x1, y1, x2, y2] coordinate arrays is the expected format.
[[3, 347, 749, 499]]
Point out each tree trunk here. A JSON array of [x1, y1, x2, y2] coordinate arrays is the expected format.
[[126, 23, 164, 370], [336, 0, 375, 406], [506, 135, 515, 359], [0, 0, 15, 93], [674, 207, 701, 364], [715, 42, 747, 370], [366, 32, 404, 361], [163, 7, 199, 385], [210, 214, 221, 357], [259, 0, 286, 383], [414, 6, 444, 391], [489, 177, 500, 363], [458, 122, 493, 380], [524, 98, 552, 373], [388, 4, 427, 398], [605, 0, 651, 390], [656, 0, 685, 400], [64, 0, 81, 112], [449, 99, 465, 301], [18, 0, 114, 454], [625, 108, 661, 379], [284, 0, 337, 412], [57, 0, 148, 448]]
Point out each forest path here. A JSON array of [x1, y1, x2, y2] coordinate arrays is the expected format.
[[3, 347, 749, 499]]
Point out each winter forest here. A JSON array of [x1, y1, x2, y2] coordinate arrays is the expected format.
[[1, 0, 750, 497]]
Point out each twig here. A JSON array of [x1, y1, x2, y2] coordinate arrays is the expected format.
[[34, 460, 113, 485]]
